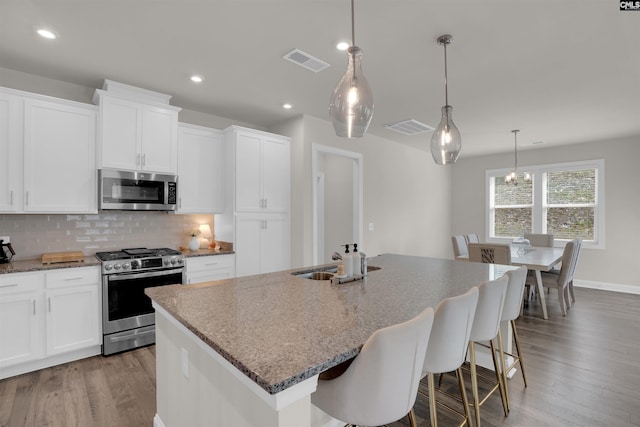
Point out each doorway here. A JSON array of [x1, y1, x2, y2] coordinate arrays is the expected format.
[[312, 144, 363, 265]]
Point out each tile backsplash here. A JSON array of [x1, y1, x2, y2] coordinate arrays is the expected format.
[[0, 212, 215, 260]]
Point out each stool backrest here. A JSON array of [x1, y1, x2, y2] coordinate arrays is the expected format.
[[502, 266, 528, 322], [470, 275, 509, 342]]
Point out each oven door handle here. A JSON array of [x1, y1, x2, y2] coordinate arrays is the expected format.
[[106, 268, 184, 282]]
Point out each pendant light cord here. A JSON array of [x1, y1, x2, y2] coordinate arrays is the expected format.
[[443, 41, 449, 107], [351, 0, 356, 47], [513, 130, 519, 172]]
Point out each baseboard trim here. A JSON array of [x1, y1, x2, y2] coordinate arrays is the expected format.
[[574, 279, 640, 295]]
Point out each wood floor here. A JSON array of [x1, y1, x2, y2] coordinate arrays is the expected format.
[[1, 287, 639, 427]]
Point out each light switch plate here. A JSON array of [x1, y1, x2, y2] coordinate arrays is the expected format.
[[368, 223, 374, 231], [181, 347, 189, 379]]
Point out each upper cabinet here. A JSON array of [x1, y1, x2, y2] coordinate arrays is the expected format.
[[177, 123, 224, 214], [0, 90, 23, 212], [93, 80, 181, 174], [226, 126, 290, 213], [0, 87, 97, 214]]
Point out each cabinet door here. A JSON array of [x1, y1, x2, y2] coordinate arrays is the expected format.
[[177, 125, 224, 213], [260, 215, 290, 274], [0, 91, 23, 212], [235, 132, 263, 212], [23, 98, 97, 213], [261, 136, 290, 212], [100, 96, 140, 170], [46, 285, 100, 356], [0, 293, 44, 367], [235, 215, 263, 277], [141, 105, 177, 173]]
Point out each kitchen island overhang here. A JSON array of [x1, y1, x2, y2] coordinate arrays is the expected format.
[[146, 254, 515, 427]]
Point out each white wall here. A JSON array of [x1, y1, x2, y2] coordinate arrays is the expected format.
[[272, 114, 453, 268], [451, 136, 640, 289]]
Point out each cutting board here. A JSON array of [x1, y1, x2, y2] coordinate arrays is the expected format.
[[42, 251, 85, 264]]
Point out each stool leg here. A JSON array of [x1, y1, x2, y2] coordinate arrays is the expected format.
[[407, 408, 418, 427], [491, 337, 509, 416], [456, 367, 473, 426], [511, 320, 527, 387], [428, 372, 438, 427], [469, 341, 481, 427]]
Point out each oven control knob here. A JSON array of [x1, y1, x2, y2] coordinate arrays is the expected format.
[[104, 264, 113, 271], [170, 258, 177, 265], [164, 259, 170, 266], [122, 263, 130, 270], [114, 263, 121, 270], [177, 258, 183, 265], [131, 260, 141, 269]]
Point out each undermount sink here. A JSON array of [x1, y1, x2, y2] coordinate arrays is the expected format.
[[292, 265, 381, 280]]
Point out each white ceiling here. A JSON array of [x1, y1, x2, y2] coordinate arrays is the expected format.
[[1, 0, 639, 158]]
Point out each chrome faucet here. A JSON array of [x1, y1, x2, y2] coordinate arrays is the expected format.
[[331, 252, 342, 261]]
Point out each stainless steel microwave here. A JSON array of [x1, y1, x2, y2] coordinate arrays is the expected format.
[[99, 169, 177, 211]]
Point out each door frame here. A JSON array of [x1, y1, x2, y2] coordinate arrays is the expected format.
[[312, 143, 363, 265]]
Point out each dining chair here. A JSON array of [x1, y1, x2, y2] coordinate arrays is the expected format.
[[419, 287, 479, 427], [465, 233, 480, 245], [526, 239, 580, 316], [524, 233, 554, 247], [500, 266, 529, 412], [452, 235, 469, 259], [312, 307, 435, 427], [468, 243, 512, 265], [540, 238, 582, 308]]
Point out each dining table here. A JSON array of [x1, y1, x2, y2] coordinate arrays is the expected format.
[[459, 245, 564, 320]]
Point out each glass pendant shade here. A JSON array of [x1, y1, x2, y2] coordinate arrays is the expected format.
[[430, 105, 462, 164], [329, 46, 374, 138]]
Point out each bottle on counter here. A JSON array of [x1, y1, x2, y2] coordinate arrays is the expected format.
[[342, 244, 353, 277], [352, 244, 361, 276]]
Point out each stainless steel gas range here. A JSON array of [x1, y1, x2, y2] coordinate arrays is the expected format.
[[95, 247, 184, 355]]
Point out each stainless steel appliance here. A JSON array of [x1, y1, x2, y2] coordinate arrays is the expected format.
[[96, 247, 184, 355], [99, 169, 177, 211]]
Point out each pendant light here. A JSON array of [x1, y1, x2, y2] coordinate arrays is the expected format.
[[505, 129, 532, 186], [329, 0, 374, 138], [431, 34, 462, 165]]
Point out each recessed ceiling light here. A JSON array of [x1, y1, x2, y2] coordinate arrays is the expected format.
[[336, 42, 349, 51], [532, 141, 544, 145], [37, 29, 57, 39], [190, 75, 203, 83], [282, 103, 293, 110]]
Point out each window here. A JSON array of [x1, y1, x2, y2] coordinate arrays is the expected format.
[[487, 159, 604, 248]]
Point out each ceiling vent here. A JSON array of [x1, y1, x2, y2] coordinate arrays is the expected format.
[[283, 49, 330, 73], [385, 119, 434, 136]]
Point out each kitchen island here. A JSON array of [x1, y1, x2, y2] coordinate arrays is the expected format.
[[146, 254, 514, 427]]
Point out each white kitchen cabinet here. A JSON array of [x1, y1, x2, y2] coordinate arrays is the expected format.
[[45, 267, 101, 356], [0, 87, 97, 214], [177, 123, 224, 213], [23, 97, 97, 213], [0, 272, 45, 368], [228, 127, 290, 213], [235, 213, 290, 277], [0, 90, 24, 212], [183, 254, 235, 284], [93, 80, 181, 174], [0, 266, 101, 379]]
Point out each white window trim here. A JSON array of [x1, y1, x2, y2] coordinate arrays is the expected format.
[[485, 159, 605, 249]]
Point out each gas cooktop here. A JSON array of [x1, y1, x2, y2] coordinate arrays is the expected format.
[[95, 247, 182, 262]]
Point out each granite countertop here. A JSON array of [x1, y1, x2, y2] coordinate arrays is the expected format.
[[181, 248, 235, 258], [0, 256, 101, 274], [146, 253, 514, 395]]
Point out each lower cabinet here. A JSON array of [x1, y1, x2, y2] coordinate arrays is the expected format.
[[0, 266, 101, 379], [184, 254, 235, 284], [45, 268, 101, 356], [0, 273, 45, 367], [235, 213, 290, 278]]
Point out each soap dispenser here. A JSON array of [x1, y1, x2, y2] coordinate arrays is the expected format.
[[342, 244, 353, 277]]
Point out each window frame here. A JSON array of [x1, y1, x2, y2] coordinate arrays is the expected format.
[[485, 159, 605, 249]]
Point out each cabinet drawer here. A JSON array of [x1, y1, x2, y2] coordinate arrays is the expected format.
[[185, 254, 235, 273], [46, 267, 100, 289], [0, 272, 45, 295]]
